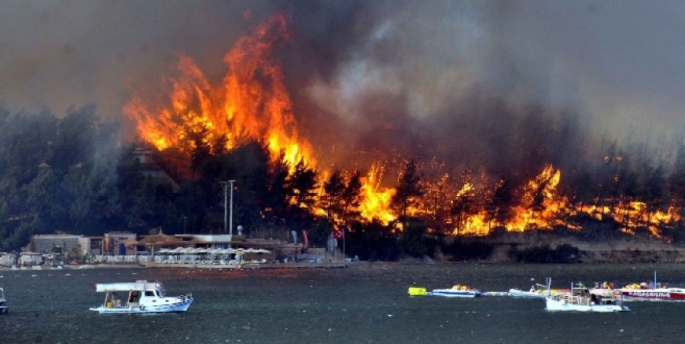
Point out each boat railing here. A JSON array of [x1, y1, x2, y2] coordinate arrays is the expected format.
[[554, 294, 591, 306]]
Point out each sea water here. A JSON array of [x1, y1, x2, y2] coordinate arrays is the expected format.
[[1, 263, 684, 343]]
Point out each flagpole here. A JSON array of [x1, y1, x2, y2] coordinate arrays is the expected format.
[[343, 226, 346, 264]]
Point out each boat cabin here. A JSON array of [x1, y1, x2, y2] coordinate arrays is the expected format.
[[96, 280, 166, 309]]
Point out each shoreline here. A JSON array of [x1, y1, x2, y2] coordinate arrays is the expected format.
[[4, 236, 685, 270]]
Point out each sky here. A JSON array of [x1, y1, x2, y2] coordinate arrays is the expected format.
[[1, 0, 684, 175]]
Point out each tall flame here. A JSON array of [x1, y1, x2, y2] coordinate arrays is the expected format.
[[359, 163, 396, 224], [124, 14, 398, 223], [124, 14, 313, 169]]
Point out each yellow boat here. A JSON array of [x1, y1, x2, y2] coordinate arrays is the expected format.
[[408, 286, 428, 296]]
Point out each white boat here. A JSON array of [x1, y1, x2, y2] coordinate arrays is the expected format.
[[545, 282, 629, 313], [510, 277, 562, 299], [428, 284, 482, 298], [509, 287, 548, 299], [0, 287, 7, 314], [89, 280, 193, 314]]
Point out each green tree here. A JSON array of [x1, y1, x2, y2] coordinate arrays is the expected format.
[[391, 159, 423, 224], [341, 170, 363, 224], [488, 178, 513, 228], [48, 105, 98, 173], [288, 159, 318, 210], [323, 169, 345, 222], [265, 153, 290, 227], [211, 140, 273, 235]]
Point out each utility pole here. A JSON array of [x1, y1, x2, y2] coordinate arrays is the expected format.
[[229, 179, 235, 236], [220, 180, 236, 235]]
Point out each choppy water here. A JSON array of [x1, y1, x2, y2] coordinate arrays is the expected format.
[[2, 263, 685, 343]]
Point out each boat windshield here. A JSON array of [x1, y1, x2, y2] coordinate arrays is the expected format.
[[157, 289, 165, 297]]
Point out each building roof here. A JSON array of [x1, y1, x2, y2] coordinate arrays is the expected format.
[[135, 230, 186, 246]]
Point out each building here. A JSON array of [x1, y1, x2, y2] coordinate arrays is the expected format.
[[177, 234, 233, 249], [18, 252, 43, 267], [103, 232, 137, 256], [29, 234, 83, 255], [0, 253, 16, 267]]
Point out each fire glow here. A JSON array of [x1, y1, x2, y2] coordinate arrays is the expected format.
[[124, 14, 681, 237], [124, 14, 397, 223], [125, 14, 312, 169]]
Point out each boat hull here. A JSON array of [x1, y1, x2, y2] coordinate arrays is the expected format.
[[620, 288, 685, 301], [509, 288, 570, 299], [428, 289, 481, 298], [90, 298, 193, 314], [545, 297, 629, 312], [509, 289, 546, 298]]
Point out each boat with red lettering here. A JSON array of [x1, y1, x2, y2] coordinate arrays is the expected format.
[[619, 283, 685, 301], [590, 272, 685, 301]]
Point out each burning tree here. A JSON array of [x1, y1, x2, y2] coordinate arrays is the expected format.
[[117, 13, 684, 247]]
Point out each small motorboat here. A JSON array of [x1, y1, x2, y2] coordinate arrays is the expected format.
[[509, 277, 571, 299], [510, 277, 555, 299], [509, 287, 548, 299], [89, 280, 193, 314], [428, 284, 482, 298], [0, 287, 7, 314]]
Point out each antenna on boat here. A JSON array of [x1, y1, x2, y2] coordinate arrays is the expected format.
[[545, 277, 551, 295]]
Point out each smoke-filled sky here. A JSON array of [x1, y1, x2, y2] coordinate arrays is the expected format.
[[2, 0, 684, 178]]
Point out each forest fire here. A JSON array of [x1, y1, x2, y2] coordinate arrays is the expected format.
[[124, 14, 397, 223], [124, 14, 313, 170], [446, 164, 681, 238], [359, 164, 396, 224], [123, 14, 682, 239]]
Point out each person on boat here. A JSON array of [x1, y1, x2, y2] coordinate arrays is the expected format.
[[590, 294, 598, 305]]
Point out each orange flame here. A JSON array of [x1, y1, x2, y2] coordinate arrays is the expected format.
[[123, 13, 681, 235], [124, 14, 313, 170], [445, 163, 680, 238], [359, 164, 396, 224], [124, 14, 400, 224]]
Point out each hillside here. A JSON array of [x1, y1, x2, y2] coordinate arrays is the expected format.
[[443, 231, 685, 264]]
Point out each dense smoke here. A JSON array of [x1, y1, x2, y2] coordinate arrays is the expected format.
[[1, 1, 683, 186]]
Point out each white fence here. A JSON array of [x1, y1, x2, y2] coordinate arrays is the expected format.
[[91, 255, 149, 264]]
